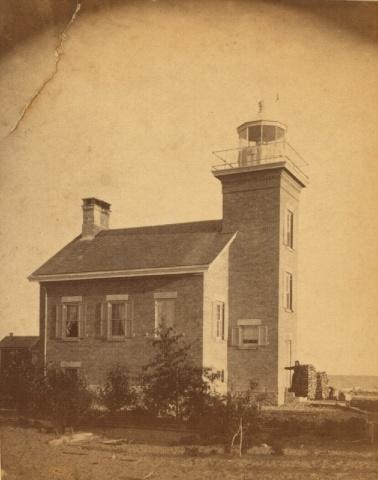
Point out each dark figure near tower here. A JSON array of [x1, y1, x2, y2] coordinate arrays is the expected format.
[[285, 360, 302, 396]]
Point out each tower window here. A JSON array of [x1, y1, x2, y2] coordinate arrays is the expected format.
[[231, 320, 269, 348], [285, 209, 294, 249], [241, 325, 259, 345], [284, 272, 293, 311]]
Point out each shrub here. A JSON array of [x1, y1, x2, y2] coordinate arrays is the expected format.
[[192, 390, 261, 454], [318, 416, 365, 440], [99, 364, 136, 415], [43, 368, 93, 433], [0, 363, 93, 432], [0, 362, 44, 416], [142, 327, 218, 420]]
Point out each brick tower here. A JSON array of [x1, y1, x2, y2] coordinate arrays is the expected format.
[[212, 106, 308, 404]]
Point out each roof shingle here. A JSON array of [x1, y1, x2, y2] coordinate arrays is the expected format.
[[31, 220, 235, 278]]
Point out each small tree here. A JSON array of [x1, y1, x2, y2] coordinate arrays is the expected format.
[[193, 390, 261, 454], [100, 364, 136, 415], [142, 327, 218, 420], [226, 390, 260, 455]]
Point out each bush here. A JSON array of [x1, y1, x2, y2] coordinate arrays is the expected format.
[[1, 363, 94, 431], [99, 364, 136, 415], [318, 416, 365, 440], [0, 362, 44, 416], [43, 368, 93, 433], [142, 327, 219, 420], [263, 414, 366, 442], [192, 390, 261, 454]]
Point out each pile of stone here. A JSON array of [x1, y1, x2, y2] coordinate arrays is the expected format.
[[315, 371, 329, 400], [298, 364, 317, 399], [289, 363, 330, 400]]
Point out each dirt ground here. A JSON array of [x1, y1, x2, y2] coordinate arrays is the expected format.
[[1, 424, 377, 480]]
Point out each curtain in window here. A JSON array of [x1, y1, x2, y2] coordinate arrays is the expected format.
[[155, 299, 175, 329], [111, 303, 126, 336], [66, 304, 79, 337]]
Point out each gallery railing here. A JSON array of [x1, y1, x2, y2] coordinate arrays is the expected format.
[[211, 140, 308, 180]]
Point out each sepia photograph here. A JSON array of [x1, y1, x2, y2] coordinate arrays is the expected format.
[[0, 0, 377, 479]]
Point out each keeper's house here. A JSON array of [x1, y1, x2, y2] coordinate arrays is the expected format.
[[29, 112, 308, 404]]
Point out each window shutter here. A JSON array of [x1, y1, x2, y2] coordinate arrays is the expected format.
[[79, 304, 85, 338], [221, 303, 225, 340], [94, 303, 103, 338], [107, 303, 112, 339], [258, 325, 268, 345], [61, 304, 67, 338], [211, 302, 216, 339], [231, 326, 240, 346], [125, 302, 132, 337]]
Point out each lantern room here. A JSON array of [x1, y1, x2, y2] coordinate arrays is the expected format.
[[237, 119, 287, 149]]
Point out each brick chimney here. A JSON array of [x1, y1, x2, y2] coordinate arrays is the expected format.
[[81, 198, 111, 240]]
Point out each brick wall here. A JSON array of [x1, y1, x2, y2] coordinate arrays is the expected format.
[[215, 167, 304, 404], [41, 274, 203, 387], [277, 171, 302, 404]]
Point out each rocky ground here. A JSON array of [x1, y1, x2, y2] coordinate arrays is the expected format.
[[1, 424, 377, 480]]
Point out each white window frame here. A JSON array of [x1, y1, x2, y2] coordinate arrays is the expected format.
[[284, 209, 294, 249], [61, 297, 82, 341], [284, 272, 294, 312], [106, 294, 132, 340], [231, 319, 269, 349]]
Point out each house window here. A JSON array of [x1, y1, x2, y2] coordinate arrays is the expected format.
[[214, 301, 225, 340], [60, 296, 83, 340], [231, 320, 268, 348], [284, 272, 293, 311], [65, 304, 79, 337], [284, 209, 294, 248], [60, 361, 81, 376], [108, 302, 131, 338], [64, 367, 79, 380], [155, 298, 175, 330], [111, 303, 126, 336], [62, 303, 81, 339]]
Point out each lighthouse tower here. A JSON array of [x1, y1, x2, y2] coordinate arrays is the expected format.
[[212, 104, 308, 404]]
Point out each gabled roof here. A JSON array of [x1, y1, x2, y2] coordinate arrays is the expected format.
[[0, 336, 40, 349], [30, 220, 236, 281]]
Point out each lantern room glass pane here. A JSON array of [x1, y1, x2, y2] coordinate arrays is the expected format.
[[262, 125, 276, 142], [276, 126, 285, 140], [248, 125, 262, 143]]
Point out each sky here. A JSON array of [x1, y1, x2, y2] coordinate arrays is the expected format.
[[0, 0, 377, 375]]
